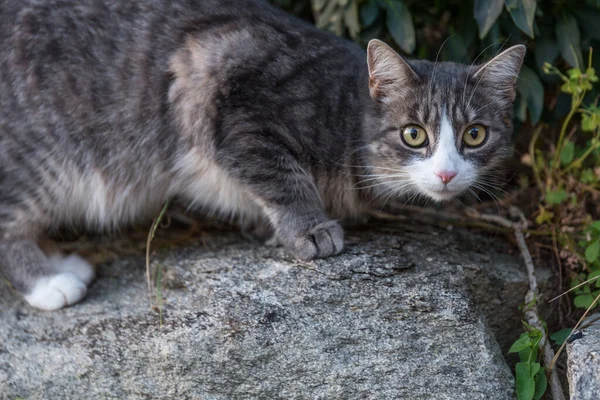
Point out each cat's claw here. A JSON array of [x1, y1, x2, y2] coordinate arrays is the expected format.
[[288, 220, 344, 260], [24, 272, 88, 311]]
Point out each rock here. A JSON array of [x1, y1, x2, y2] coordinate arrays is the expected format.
[[0, 221, 532, 399], [567, 315, 600, 400]]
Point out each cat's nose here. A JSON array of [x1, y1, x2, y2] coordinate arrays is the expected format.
[[435, 170, 457, 184]]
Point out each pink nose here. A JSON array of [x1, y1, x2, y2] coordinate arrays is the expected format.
[[435, 170, 457, 184]]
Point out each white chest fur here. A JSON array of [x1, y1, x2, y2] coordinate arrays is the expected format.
[[171, 150, 262, 222]]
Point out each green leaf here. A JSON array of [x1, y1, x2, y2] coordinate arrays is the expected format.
[[505, 0, 536, 38], [518, 346, 532, 362], [586, 240, 600, 263], [509, 333, 533, 353], [474, 0, 504, 39], [574, 293, 596, 309], [581, 169, 596, 184], [556, 14, 583, 67], [515, 362, 536, 400], [384, 0, 415, 53], [533, 368, 547, 400], [528, 329, 543, 342], [517, 66, 544, 124], [582, 113, 600, 132], [535, 207, 554, 225], [560, 141, 576, 165], [530, 362, 541, 378], [550, 328, 573, 346], [360, 0, 379, 26], [589, 270, 600, 288], [546, 189, 568, 205], [515, 94, 528, 123], [590, 221, 600, 232]]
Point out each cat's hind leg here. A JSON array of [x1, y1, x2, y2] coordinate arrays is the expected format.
[[0, 238, 95, 310]]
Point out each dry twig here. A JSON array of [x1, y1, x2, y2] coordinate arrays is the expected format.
[[145, 200, 170, 303]]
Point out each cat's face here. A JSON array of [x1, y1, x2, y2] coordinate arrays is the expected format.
[[364, 40, 525, 202]]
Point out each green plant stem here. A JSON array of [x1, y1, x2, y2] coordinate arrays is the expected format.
[[529, 335, 542, 364], [553, 94, 584, 174], [564, 142, 600, 172], [529, 125, 544, 191], [565, 125, 600, 172]]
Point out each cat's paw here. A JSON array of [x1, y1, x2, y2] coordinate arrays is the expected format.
[[24, 273, 88, 311], [48, 253, 95, 285], [241, 218, 276, 244], [287, 220, 344, 260]]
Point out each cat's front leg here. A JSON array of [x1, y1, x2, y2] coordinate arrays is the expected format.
[[215, 132, 344, 260], [0, 238, 95, 310]]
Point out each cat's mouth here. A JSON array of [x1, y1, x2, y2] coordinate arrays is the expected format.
[[424, 187, 463, 202]]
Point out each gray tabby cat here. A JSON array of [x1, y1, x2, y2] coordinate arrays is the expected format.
[[0, 0, 525, 310]]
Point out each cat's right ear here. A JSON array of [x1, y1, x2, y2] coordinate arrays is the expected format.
[[367, 39, 420, 102]]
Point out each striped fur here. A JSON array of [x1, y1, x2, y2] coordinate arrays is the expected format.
[[0, 0, 524, 309]]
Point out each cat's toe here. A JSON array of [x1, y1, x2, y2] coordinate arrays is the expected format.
[[290, 220, 344, 260], [48, 253, 96, 285], [24, 273, 88, 311]]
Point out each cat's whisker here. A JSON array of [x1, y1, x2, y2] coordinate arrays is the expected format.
[[381, 185, 418, 210], [475, 177, 513, 198], [351, 179, 409, 190], [466, 35, 512, 110], [471, 183, 503, 214], [347, 170, 410, 179], [429, 34, 454, 100], [402, 190, 421, 207], [467, 187, 482, 203], [338, 164, 409, 174], [369, 182, 408, 208], [351, 176, 406, 185], [462, 40, 506, 104], [473, 103, 493, 114]]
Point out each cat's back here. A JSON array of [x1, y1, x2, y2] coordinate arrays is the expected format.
[[0, 0, 368, 231]]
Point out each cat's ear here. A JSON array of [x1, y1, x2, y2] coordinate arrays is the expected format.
[[367, 39, 420, 102], [472, 45, 526, 103]]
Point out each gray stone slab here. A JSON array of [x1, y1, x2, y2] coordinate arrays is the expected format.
[[0, 223, 522, 399], [568, 315, 600, 400]]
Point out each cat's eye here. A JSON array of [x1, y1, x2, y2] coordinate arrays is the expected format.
[[401, 125, 428, 148], [463, 125, 487, 147]]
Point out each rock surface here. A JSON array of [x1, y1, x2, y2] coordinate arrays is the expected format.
[[0, 221, 530, 399], [567, 315, 600, 400]]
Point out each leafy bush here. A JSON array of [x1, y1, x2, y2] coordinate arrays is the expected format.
[[508, 329, 547, 400], [272, 0, 600, 126], [527, 56, 600, 310]]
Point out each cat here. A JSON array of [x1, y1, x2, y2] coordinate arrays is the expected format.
[[0, 0, 525, 310]]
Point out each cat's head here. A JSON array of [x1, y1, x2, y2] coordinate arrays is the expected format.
[[364, 39, 525, 202]]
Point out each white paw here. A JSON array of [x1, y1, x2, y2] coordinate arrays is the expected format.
[[48, 253, 95, 285], [24, 273, 88, 311]]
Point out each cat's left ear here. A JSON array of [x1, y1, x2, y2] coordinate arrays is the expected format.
[[367, 39, 420, 102], [472, 45, 526, 103]]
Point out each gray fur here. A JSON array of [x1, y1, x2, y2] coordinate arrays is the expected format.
[[0, 0, 525, 308]]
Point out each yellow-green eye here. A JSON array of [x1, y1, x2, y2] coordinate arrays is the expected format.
[[401, 125, 428, 148], [463, 125, 487, 147]]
